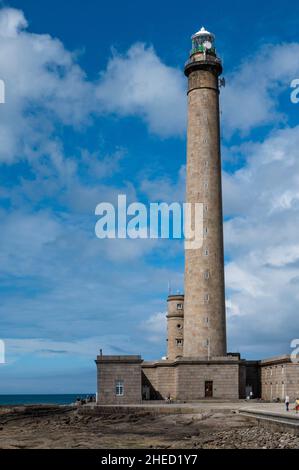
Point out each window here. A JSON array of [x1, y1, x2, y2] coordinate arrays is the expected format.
[[177, 323, 183, 330], [205, 317, 209, 325], [204, 227, 208, 236], [204, 204, 208, 212], [115, 380, 124, 396], [177, 303, 183, 310], [204, 270, 210, 280], [176, 339, 183, 347], [204, 182, 209, 189], [204, 293, 210, 303], [204, 249, 209, 256]]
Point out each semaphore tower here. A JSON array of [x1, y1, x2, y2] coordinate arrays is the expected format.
[[183, 27, 227, 359]]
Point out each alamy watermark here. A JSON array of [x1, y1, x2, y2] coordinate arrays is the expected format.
[[95, 195, 204, 250], [290, 79, 299, 104], [291, 339, 299, 363]]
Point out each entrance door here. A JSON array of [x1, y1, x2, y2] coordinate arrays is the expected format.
[[205, 381, 213, 398]]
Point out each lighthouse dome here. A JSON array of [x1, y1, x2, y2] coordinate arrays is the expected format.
[[192, 26, 215, 40]]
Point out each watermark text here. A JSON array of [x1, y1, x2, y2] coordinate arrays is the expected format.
[[95, 195, 204, 250]]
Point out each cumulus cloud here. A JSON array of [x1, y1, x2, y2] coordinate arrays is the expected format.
[[0, 7, 27, 38], [221, 43, 299, 135], [0, 8, 96, 164], [96, 43, 186, 137]]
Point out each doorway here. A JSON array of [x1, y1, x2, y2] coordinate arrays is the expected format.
[[142, 385, 150, 401], [245, 385, 253, 398], [205, 381, 213, 398]]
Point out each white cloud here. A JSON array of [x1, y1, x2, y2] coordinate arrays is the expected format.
[[225, 299, 240, 317], [221, 43, 299, 135], [226, 263, 265, 298], [96, 43, 186, 137], [0, 7, 27, 38], [140, 312, 166, 343], [0, 7, 94, 163], [140, 165, 185, 202], [223, 125, 299, 356]]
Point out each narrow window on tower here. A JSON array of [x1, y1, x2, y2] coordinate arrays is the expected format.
[[204, 248, 209, 256], [204, 293, 209, 304], [204, 227, 208, 237], [177, 303, 183, 310], [204, 270, 210, 280], [204, 204, 208, 212], [204, 182, 209, 190], [176, 339, 183, 347], [205, 317, 209, 325]]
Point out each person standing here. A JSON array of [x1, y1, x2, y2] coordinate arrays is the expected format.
[[285, 395, 290, 412]]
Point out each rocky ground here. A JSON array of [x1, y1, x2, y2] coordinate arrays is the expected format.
[[0, 406, 298, 449]]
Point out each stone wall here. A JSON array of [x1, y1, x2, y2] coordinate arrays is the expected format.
[[96, 355, 142, 405], [261, 356, 299, 402], [142, 362, 176, 400], [142, 358, 240, 400], [285, 363, 299, 401], [176, 361, 239, 400]]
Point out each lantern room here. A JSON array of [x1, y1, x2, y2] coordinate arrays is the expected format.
[[191, 26, 216, 56]]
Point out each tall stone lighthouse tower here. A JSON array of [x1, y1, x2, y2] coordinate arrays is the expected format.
[[183, 27, 227, 359]]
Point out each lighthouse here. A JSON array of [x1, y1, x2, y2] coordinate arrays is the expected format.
[[183, 27, 227, 358], [97, 27, 279, 404]]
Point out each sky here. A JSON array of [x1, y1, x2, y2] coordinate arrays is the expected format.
[[1, 0, 299, 393]]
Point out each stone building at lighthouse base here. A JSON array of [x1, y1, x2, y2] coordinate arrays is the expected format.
[[95, 294, 263, 404], [95, 293, 298, 403], [95, 346, 299, 404]]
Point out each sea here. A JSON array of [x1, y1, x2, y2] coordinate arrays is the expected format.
[[0, 394, 94, 406]]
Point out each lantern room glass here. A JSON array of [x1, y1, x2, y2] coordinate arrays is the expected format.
[[191, 31, 215, 55]]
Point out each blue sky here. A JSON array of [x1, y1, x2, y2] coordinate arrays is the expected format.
[[1, 0, 299, 393]]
